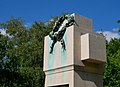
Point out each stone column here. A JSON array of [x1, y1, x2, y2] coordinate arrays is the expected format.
[[43, 13, 106, 87]]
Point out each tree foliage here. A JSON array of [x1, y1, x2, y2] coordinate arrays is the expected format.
[[0, 17, 57, 87], [103, 38, 120, 87]]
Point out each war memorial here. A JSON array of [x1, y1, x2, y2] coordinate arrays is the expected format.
[[43, 13, 106, 87]]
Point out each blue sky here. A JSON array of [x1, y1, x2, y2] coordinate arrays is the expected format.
[[0, 0, 120, 40]]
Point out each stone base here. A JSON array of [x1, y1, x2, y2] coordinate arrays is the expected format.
[[44, 63, 104, 87]]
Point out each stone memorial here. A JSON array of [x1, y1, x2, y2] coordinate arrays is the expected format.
[[43, 13, 106, 87]]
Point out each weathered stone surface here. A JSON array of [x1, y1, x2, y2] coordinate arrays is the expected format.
[[43, 14, 106, 87], [81, 33, 106, 63]]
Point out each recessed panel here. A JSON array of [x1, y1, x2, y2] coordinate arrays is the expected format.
[[49, 84, 69, 87]]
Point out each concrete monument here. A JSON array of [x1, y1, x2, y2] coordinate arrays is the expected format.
[[43, 13, 106, 87]]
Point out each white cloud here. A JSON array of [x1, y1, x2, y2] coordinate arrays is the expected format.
[[24, 23, 31, 28], [49, 18, 54, 22], [0, 29, 13, 38], [96, 31, 120, 42], [0, 29, 7, 35]]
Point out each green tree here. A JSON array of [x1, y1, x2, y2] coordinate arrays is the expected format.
[[103, 38, 120, 87], [0, 17, 55, 87], [0, 18, 30, 86], [103, 20, 120, 87]]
